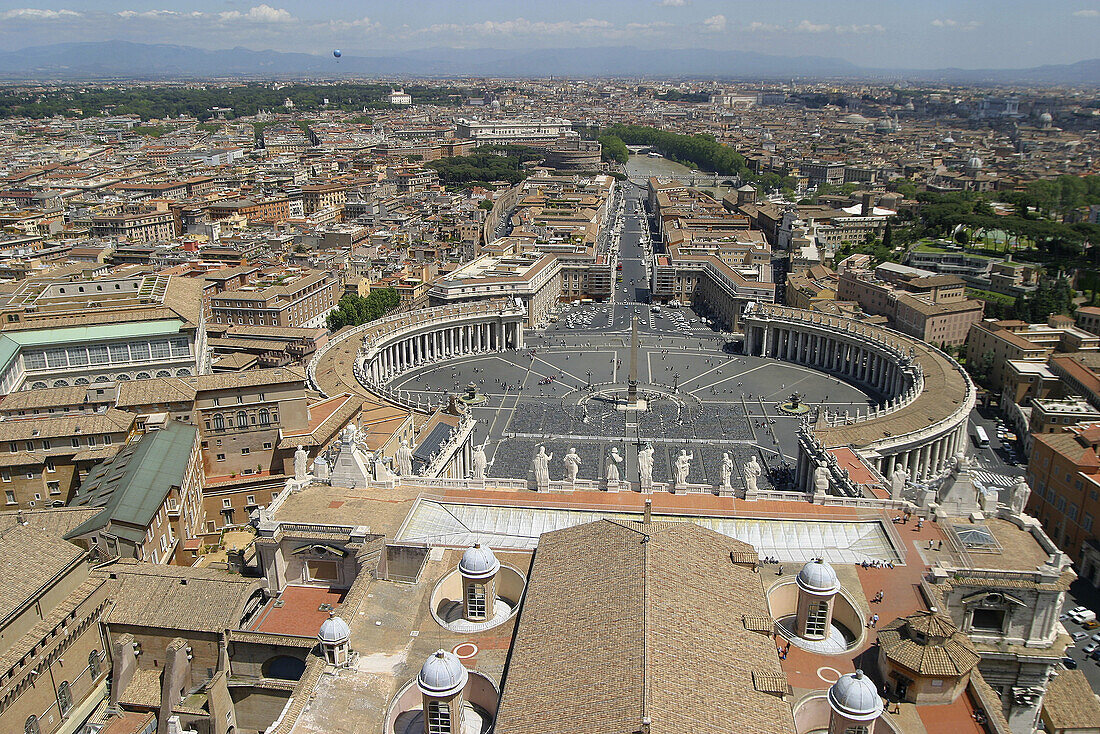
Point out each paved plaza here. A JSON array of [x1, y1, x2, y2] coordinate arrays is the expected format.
[[389, 310, 876, 492]]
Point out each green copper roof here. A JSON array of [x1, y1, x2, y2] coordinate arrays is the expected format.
[[65, 421, 197, 543], [0, 319, 186, 374]]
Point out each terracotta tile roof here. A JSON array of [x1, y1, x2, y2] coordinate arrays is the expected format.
[[1042, 668, 1100, 730], [494, 520, 794, 734], [100, 558, 258, 634], [0, 522, 85, 623], [878, 610, 980, 677]]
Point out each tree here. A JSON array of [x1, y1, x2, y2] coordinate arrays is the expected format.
[[882, 223, 893, 250], [326, 288, 400, 331], [597, 134, 629, 164]]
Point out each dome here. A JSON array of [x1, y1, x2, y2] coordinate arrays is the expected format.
[[459, 543, 500, 579], [967, 156, 983, 170], [828, 670, 884, 721], [318, 613, 350, 644], [942, 135, 955, 144], [796, 559, 840, 595], [1039, 112, 1052, 123], [417, 650, 469, 697]]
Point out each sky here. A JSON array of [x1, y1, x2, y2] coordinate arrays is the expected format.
[[0, 0, 1096, 69]]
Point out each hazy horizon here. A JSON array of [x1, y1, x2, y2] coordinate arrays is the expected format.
[[0, 0, 1096, 71]]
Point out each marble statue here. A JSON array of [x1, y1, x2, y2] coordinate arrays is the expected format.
[[471, 443, 487, 480], [606, 447, 623, 482], [1011, 477, 1032, 514], [720, 452, 733, 489], [813, 461, 830, 494], [674, 449, 694, 486], [395, 439, 414, 477], [340, 423, 358, 446], [533, 445, 552, 488], [889, 465, 908, 501], [742, 455, 761, 493], [638, 444, 654, 491], [563, 447, 581, 482], [293, 445, 309, 482]]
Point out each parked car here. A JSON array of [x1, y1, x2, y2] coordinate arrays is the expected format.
[[1074, 632, 1089, 642], [1082, 641, 1099, 655], [1072, 609, 1098, 625], [1084, 620, 1100, 630], [1063, 657, 1079, 669]]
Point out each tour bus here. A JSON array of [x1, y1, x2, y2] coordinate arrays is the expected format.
[[973, 426, 989, 448]]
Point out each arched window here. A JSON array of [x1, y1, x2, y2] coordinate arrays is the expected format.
[[155, 370, 171, 378], [258, 409, 270, 426], [213, 414, 224, 430], [135, 372, 151, 380], [74, 377, 89, 386], [115, 373, 131, 381], [89, 650, 101, 678], [58, 680, 72, 715], [52, 380, 69, 388], [236, 411, 247, 428], [25, 715, 39, 734], [30, 382, 47, 389], [175, 368, 192, 377], [94, 375, 110, 383]]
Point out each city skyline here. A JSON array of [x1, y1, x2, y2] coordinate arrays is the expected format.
[[0, 0, 1097, 70]]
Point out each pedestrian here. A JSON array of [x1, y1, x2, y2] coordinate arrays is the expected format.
[[879, 591, 885, 604], [928, 539, 935, 549], [917, 518, 924, 530], [871, 613, 879, 628], [937, 539, 943, 550]]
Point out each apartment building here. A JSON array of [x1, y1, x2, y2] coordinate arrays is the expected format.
[[0, 511, 112, 734], [205, 196, 291, 224], [968, 318, 1100, 391], [300, 183, 347, 215], [1027, 423, 1100, 586], [0, 409, 135, 509], [208, 268, 342, 329], [837, 265, 984, 347], [65, 421, 204, 565], [90, 208, 174, 244]]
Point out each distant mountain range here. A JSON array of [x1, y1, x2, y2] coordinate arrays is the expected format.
[[0, 41, 1097, 84]]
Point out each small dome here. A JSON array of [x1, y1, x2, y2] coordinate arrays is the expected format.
[[942, 135, 955, 144], [796, 559, 840, 595], [828, 669, 884, 721], [318, 613, 350, 644], [1039, 112, 1052, 123], [417, 650, 469, 697], [459, 543, 500, 579], [967, 156, 983, 170]]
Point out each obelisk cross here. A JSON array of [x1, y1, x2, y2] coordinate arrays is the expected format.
[[627, 316, 639, 405]]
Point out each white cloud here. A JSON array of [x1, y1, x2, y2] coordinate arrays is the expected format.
[[0, 8, 81, 21], [932, 18, 982, 30], [217, 5, 295, 24], [325, 16, 377, 32], [1072, 8, 1100, 16], [746, 21, 783, 32], [415, 17, 620, 37], [657, 0, 688, 5], [703, 14, 727, 32], [795, 20, 832, 33]]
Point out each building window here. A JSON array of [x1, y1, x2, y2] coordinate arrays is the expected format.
[[25, 715, 39, 734], [45, 459, 55, 473], [216, 453, 226, 462], [58, 680, 72, 715], [970, 608, 1006, 633], [1, 471, 9, 482], [47, 482, 60, 495], [72, 437, 80, 448], [1085, 514, 1094, 532], [466, 582, 487, 620], [805, 600, 830, 638], [426, 701, 450, 734], [223, 498, 232, 508], [89, 650, 101, 678], [259, 409, 270, 426], [5, 491, 14, 504], [236, 411, 247, 428], [213, 414, 224, 430], [241, 447, 250, 455]]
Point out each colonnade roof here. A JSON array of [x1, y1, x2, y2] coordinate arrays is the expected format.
[[815, 334, 969, 449]]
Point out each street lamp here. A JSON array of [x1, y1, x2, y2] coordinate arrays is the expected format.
[[673, 372, 680, 392], [586, 370, 592, 388]]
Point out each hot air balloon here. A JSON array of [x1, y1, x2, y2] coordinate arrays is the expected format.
[[333, 49, 342, 59]]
